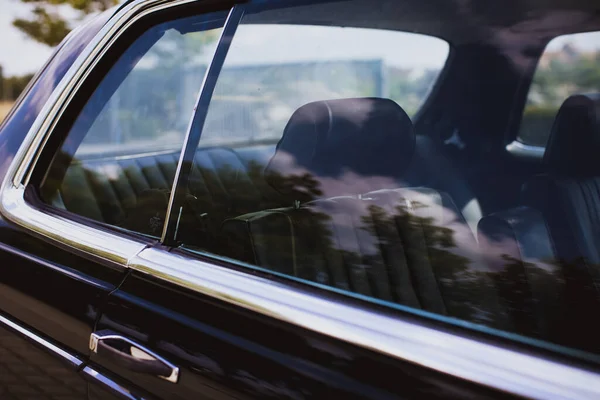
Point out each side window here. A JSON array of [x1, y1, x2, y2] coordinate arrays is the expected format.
[[518, 31, 600, 147], [179, 5, 515, 325], [172, 0, 600, 359], [36, 14, 226, 238]]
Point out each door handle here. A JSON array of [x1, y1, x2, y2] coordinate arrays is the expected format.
[[90, 330, 179, 383]]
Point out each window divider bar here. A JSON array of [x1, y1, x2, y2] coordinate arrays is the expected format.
[[161, 5, 246, 245]]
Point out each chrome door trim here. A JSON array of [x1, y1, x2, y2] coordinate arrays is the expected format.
[[83, 366, 146, 400], [0, 0, 224, 266], [0, 312, 82, 367], [130, 247, 600, 400]]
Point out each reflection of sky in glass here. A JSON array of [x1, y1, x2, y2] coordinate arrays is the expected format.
[[1, 0, 600, 75], [546, 31, 600, 51], [200, 25, 450, 144], [226, 25, 449, 70]]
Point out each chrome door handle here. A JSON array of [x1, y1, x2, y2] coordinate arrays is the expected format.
[[90, 330, 179, 383]]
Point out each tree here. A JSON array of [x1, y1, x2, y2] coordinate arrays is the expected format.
[[13, 0, 118, 47]]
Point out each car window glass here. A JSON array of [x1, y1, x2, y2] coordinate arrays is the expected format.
[[518, 31, 600, 147], [173, 0, 600, 359], [37, 13, 226, 238], [200, 24, 448, 146]]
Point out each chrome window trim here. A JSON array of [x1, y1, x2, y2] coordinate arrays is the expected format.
[[131, 247, 600, 400], [0, 0, 220, 267], [1, 184, 146, 265], [0, 312, 82, 367]]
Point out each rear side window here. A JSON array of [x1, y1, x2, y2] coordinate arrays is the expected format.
[[36, 13, 226, 238], [170, 0, 600, 360], [518, 31, 600, 147]]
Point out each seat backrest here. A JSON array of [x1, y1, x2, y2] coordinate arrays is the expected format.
[[52, 151, 181, 236], [264, 97, 483, 232], [523, 94, 600, 284], [477, 207, 567, 343], [264, 98, 416, 203], [518, 93, 600, 350], [51, 146, 270, 237]]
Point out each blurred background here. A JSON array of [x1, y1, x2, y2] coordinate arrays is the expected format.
[[0, 0, 118, 121]]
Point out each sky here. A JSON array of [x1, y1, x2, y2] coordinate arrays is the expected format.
[[547, 31, 600, 52], [145, 23, 452, 70], [226, 25, 449, 69], [1, 0, 599, 77], [1, 0, 52, 76], [0, 0, 78, 76]]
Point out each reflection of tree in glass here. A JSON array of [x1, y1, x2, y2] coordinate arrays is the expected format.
[[490, 254, 539, 336], [486, 250, 600, 352], [360, 201, 509, 328], [542, 256, 600, 352], [42, 145, 600, 352], [177, 164, 517, 329], [45, 152, 600, 348]]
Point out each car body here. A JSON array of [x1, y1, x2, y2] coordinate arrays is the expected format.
[[0, 0, 600, 398]]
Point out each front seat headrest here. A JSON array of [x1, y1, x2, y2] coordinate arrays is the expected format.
[[544, 93, 600, 177], [265, 97, 415, 201]]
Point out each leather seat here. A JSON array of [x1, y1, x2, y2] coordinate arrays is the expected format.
[[264, 97, 416, 202], [265, 97, 483, 231], [47, 146, 268, 237], [520, 93, 600, 350], [524, 94, 600, 283], [223, 98, 510, 329], [477, 207, 565, 342], [477, 94, 600, 350]]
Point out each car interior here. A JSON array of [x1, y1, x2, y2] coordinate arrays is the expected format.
[[38, 0, 600, 354]]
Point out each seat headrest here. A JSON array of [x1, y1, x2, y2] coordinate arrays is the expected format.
[[265, 98, 415, 201], [544, 94, 600, 177]]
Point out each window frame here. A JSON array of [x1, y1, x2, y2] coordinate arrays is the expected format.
[[0, 0, 599, 398]]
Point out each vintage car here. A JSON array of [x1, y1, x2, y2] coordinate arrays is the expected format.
[[1, 0, 600, 398]]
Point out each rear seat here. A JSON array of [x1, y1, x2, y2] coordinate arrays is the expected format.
[[478, 94, 600, 350], [49, 146, 274, 237]]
